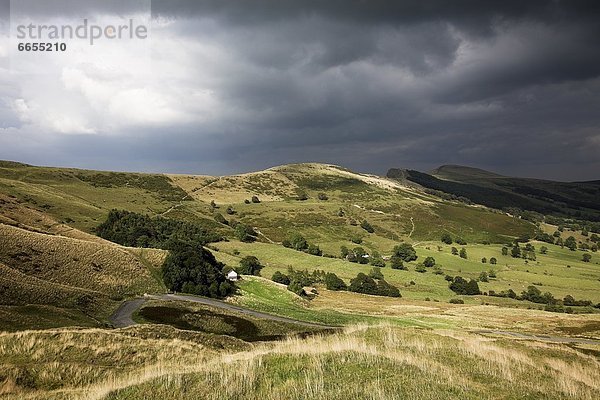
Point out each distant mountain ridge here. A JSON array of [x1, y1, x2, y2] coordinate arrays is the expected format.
[[387, 165, 600, 222]]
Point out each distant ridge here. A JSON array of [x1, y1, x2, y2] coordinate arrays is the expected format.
[[387, 165, 600, 221]]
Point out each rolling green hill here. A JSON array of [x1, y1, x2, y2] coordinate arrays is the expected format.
[[1, 160, 599, 399]]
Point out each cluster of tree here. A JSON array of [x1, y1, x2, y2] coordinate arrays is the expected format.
[[237, 256, 264, 276], [507, 242, 536, 260], [348, 270, 401, 297], [341, 246, 369, 264], [450, 247, 468, 259], [76, 172, 189, 202], [272, 268, 327, 296], [448, 276, 481, 295], [488, 286, 599, 311], [283, 233, 322, 256], [97, 209, 221, 248], [162, 240, 235, 299], [233, 222, 258, 243]]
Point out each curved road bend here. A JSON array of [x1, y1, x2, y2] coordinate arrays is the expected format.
[[109, 293, 338, 329]]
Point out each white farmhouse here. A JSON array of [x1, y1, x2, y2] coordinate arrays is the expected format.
[[226, 270, 239, 281]]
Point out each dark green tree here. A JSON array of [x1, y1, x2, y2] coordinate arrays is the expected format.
[[393, 243, 418, 262], [272, 271, 291, 285], [324, 272, 347, 291], [238, 256, 263, 276], [441, 233, 452, 244]]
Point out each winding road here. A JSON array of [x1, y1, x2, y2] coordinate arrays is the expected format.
[[109, 293, 337, 329], [110, 295, 600, 346]]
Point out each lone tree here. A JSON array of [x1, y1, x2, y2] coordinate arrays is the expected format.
[[582, 253, 592, 263], [511, 243, 521, 258], [162, 241, 235, 299], [565, 236, 577, 251], [423, 256, 436, 268], [489, 257, 497, 265], [459, 248, 468, 259], [238, 256, 264, 276], [501, 246, 509, 256], [451, 247, 459, 256], [393, 243, 418, 262], [441, 233, 452, 244]]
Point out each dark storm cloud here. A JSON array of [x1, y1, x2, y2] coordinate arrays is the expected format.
[[1, 0, 600, 180]]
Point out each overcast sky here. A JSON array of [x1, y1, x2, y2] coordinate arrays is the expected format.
[[1, 0, 599, 180]]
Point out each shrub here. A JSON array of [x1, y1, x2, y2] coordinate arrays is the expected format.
[[481, 257, 487, 263], [350, 235, 363, 244], [390, 255, 406, 270], [369, 251, 386, 267], [488, 269, 497, 278], [272, 271, 291, 285], [455, 238, 467, 245], [423, 256, 436, 268], [348, 273, 378, 295], [376, 279, 401, 297], [540, 246, 548, 254], [307, 244, 323, 256], [451, 247, 459, 255], [286, 233, 308, 251], [244, 199, 250, 204], [489, 257, 497, 265], [459, 248, 468, 259], [368, 267, 384, 280], [324, 273, 347, 291], [415, 265, 427, 273], [582, 253, 592, 262], [296, 191, 308, 201], [287, 281, 305, 296], [441, 233, 452, 244], [511, 244, 521, 258], [449, 298, 464, 304], [501, 246, 508, 256], [348, 273, 400, 297], [361, 220, 375, 233], [449, 276, 480, 295], [478, 271, 489, 282], [340, 245, 349, 258], [565, 236, 577, 251], [251, 195, 260, 203], [392, 243, 418, 262], [318, 193, 328, 201], [214, 213, 228, 225], [238, 256, 264, 276], [444, 274, 454, 282]]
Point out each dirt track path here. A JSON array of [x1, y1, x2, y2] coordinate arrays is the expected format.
[[109, 294, 337, 329]]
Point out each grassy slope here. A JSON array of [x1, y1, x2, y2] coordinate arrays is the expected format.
[[1, 325, 598, 399]]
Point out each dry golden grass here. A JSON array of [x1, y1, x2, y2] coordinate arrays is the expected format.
[[1, 324, 598, 399]]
